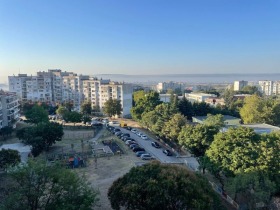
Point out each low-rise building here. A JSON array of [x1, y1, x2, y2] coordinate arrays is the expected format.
[[192, 115, 241, 126], [241, 123, 280, 134], [185, 93, 217, 103]]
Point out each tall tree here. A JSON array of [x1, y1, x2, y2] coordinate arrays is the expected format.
[[81, 101, 92, 115], [206, 127, 260, 175], [162, 113, 186, 142], [177, 96, 193, 120], [203, 114, 225, 129], [25, 104, 49, 124], [56, 105, 68, 117], [108, 161, 222, 210], [1, 160, 99, 210], [103, 98, 122, 117], [0, 149, 21, 170], [178, 124, 219, 157], [227, 172, 276, 208]]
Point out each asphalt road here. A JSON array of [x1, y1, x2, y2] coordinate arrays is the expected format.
[[119, 127, 184, 164]]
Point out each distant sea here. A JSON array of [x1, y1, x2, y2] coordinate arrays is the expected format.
[[94, 73, 280, 85]]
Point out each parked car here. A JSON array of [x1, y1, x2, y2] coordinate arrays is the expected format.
[[129, 144, 139, 149], [123, 137, 134, 141], [140, 154, 154, 160], [126, 126, 132, 130], [113, 128, 121, 134], [131, 129, 137, 133], [141, 135, 148, 140], [135, 151, 148, 157], [125, 140, 135, 145], [133, 147, 145, 152], [127, 141, 138, 146], [136, 132, 142, 137], [163, 149, 172, 156], [151, 142, 161, 148], [115, 132, 122, 137]]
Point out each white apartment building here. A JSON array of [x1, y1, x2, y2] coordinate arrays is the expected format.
[[258, 80, 280, 96], [0, 91, 20, 128], [83, 79, 132, 117], [233, 80, 248, 91], [0, 99, 3, 128], [185, 93, 217, 103], [9, 70, 133, 117], [156, 81, 183, 93]]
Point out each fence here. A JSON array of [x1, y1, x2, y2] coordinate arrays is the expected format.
[[209, 181, 239, 209]]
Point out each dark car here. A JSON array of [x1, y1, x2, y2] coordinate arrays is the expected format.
[[115, 132, 123, 137], [126, 126, 132, 130], [133, 147, 145, 152], [130, 144, 139, 149], [151, 142, 161, 148], [113, 128, 121, 134], [163, 149, 172, 156]]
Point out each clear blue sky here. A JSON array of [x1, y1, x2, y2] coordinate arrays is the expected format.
[[0, 0, 280, 81]]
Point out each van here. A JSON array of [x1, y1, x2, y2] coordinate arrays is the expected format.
[[120, 121, 127, 127]]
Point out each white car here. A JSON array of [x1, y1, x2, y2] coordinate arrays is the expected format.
[[140, 154, 154, 160], [141, 135, 148, 140], [136, 132, 142, 137], [131, 129, 137, 133]]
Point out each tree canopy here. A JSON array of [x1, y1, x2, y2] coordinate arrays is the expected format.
[[108, 161, 221, 210], [19, 122, 64, 156], [1, 160, 99, 210], [178, 124, 219, 157], [81, 101, 92, 115], [25, 104, 49, 124], [103, 98, 122, 117], [0, 149, 21, 170], [240, 95, 280, 125]]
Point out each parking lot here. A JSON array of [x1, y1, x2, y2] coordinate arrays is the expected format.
[[108, 125, 193, 165]]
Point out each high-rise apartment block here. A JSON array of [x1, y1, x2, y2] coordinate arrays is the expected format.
[[233, 80, 248, 91], [156, 81, 183, 93], [258, 80, 280, 96], [9, 70, 133, 117], [0, 91, 20, 128]]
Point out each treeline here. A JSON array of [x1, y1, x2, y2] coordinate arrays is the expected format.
[[130, 90, 280, 208]]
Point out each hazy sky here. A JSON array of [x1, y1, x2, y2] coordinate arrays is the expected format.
[[1, 0, 280, 82]]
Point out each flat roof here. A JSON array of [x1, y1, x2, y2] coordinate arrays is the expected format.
[[241, 123, 280, 134], [193, 115, 240, 121]]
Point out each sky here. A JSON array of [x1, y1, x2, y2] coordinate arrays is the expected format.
[[1, 0, 280, 83]]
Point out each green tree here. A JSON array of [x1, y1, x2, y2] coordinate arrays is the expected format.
[[21, 122, 64, 156], [162, 113, 186, 142], [103, 99, 122, 117], [0, 126, 13, 140], [178, 124, 219, 157], [206, 127, 260, 175], [64, 111, 82, 125], [203, 114, 225, 129], [25, 104, 49, 124], [241, 85, 261, 95], [36, 122, 64, 149], [64, 101, 74, 112], [192, 101, 212, 116], [56, 105, 68, 117], [132, 90, 145, 106], [1, 160, 99, 210], [131, 91, 161, 121], [0, 149, 21, 170], [227, 172, 276, 208], [240, 95, 280, 125], [177, 96, 193, 120], [108, 161, 221, 210], [81, 101, 92, 115]]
